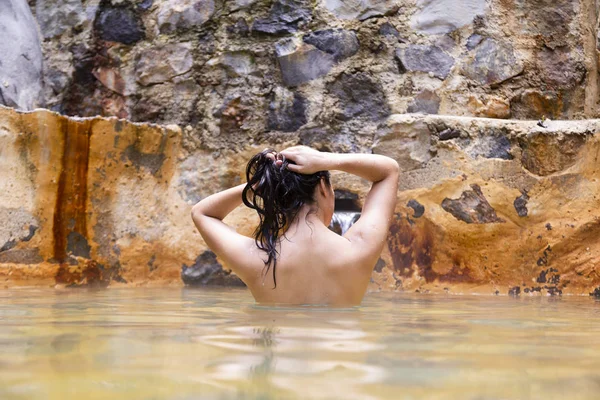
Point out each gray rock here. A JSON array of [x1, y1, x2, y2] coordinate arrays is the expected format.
[[95, 6, 145, 44], [514, 192, 529, 217], [157, 0, 215, 33], [395, 45, 454, 79], [537, 46, 585, 89], [252, 0, 311, 35], [462, 39, 523, 85], [441, 184, 505, 224], [466, 33, 483, 50], [266, 87, 307, 132], [182, 251, 245, 286], [303, 29, 359, 62], [0, 0, 43, 110], [222, 51, 256, 77], [275, 37, 335, 86], [373, 120, 433, 170], [379, 22, 400, 38], [411, 0, 487, 34], [324, 0, 399, 21], [135, 43, 193, 86], [328, 72, 390, 121], [407, 90, 440, 114], [35, 0, 86, 38]]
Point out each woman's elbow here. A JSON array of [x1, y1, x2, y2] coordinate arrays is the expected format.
[[191, 203, 206, 225]]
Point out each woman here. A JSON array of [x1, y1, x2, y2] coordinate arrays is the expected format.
[[191, 146, 399, 306]]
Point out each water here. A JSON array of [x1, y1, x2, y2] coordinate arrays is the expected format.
[[330, 211, 361, 235], [0, 288, 599, 400]]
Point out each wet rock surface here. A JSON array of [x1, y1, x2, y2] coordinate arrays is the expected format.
[[2, 108, 600, 295], [395, 45, 454, 79]]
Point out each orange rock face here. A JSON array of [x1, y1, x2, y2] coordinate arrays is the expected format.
[[1, 107, 600, 296]]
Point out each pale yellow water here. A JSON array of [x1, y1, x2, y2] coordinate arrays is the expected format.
[[0, 288, 599, 400]]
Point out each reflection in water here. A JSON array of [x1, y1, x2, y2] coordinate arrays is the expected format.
[[0, 288, 599, 399]]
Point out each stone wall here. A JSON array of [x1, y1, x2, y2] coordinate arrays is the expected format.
[[6, 0, 598, 155], [2, 105, 600, 296]]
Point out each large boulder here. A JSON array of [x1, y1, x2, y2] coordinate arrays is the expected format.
[[0, 0, 43, 110]]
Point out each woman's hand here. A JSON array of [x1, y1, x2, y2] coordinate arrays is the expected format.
[[279, 146, 329, 174]]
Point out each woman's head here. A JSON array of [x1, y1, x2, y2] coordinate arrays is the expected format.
[[242, 148, 332, 287]]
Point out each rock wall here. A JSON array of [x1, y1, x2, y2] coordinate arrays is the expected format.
[[11, 0, 599, 155], [2, 105, 600, 296]]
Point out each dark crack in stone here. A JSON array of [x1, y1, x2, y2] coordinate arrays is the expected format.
[[303, 29, 359, 62], [181, 250, 246, 286], [252, 0, 311, 35], [407, 90, 440, 114], [95, 6, 145, 45], [395, 45, 454, 79], [438, 128, 461, 141], [514, 192, 529, 217], [462, 39, 523, 85], [441, 184, 505, 224], [328, 72, 390, 121], [407, 199, 425, 218], [266, 88, 308, 132]]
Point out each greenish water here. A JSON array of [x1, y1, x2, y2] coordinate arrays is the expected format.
[[0, 288, 599, 400]]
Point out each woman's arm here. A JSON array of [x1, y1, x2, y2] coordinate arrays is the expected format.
[[191, 184, 258, 282], [281, 146, 399, 265]]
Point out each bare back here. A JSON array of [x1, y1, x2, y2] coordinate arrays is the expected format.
[[241, 216, 375, 306]]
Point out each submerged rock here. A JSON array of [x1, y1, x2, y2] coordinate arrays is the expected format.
[[182, 251, 245, 286], [395, 45, 455, 79], [0, 0, 43, 110]]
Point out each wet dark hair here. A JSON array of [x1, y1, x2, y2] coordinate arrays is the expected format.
[[242, 148, 331, 288]]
